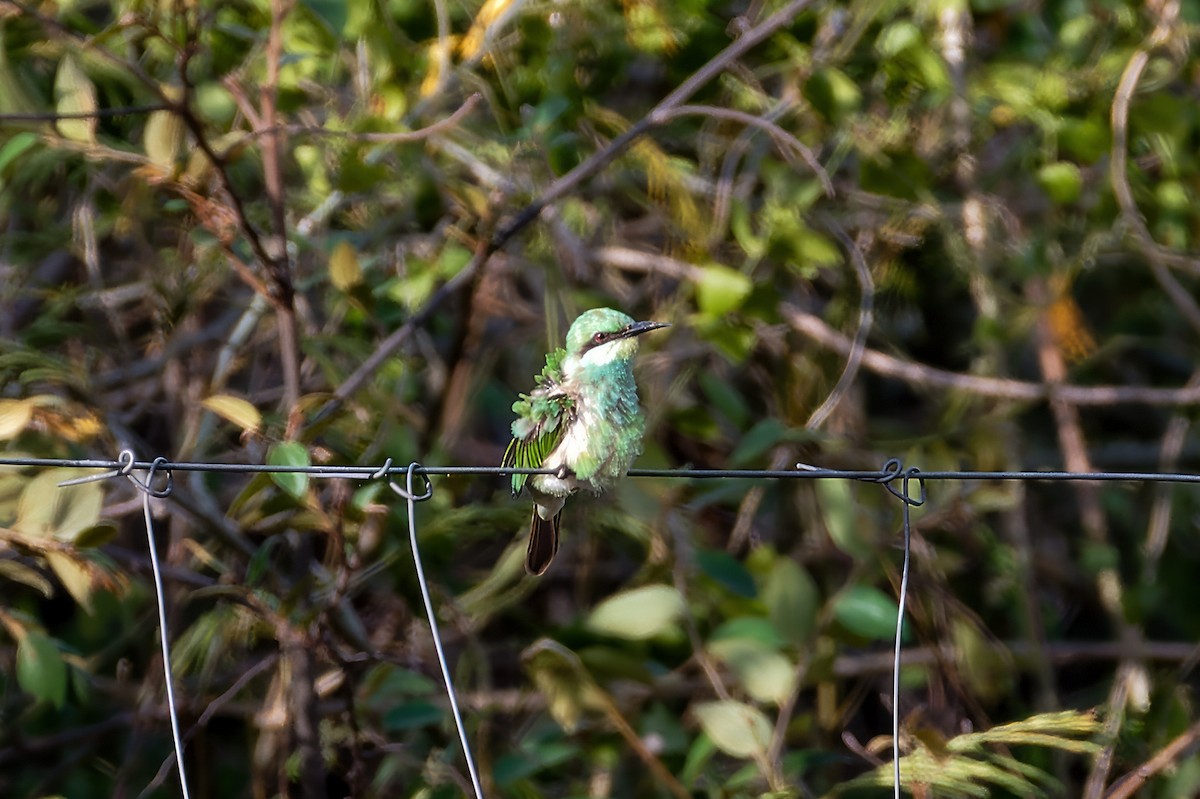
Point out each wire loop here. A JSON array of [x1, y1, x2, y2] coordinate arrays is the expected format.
[[370, 457, 394, 480], [868, 458, 926, 507], [385, 462, 433, 502], [57, 448, 137, 487], [130, 456, 175, 499]]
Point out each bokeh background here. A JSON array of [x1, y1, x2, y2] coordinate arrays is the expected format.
[[2, 0, 1200, 796]]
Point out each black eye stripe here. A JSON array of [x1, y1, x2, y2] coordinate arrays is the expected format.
[[581, 330, 617, 353]]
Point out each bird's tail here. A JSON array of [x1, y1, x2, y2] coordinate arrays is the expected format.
[[525, 508, 562, 576]]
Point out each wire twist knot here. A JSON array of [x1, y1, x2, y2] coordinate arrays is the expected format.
[[868, 457, 926, 507], [383, 461, 433, 502]]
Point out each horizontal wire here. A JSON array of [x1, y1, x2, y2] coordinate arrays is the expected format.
[[2, 455, 1200, 483]]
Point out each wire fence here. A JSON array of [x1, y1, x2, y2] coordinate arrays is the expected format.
[[4, 450, 1199, 799]]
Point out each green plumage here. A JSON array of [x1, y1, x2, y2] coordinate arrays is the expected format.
[[503, 308, 669, 575], [501, 348, 574, 497]]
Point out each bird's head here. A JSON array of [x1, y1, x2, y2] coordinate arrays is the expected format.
[[564, 308, 670, 372]]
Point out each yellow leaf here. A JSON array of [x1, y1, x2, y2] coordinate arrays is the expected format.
[[53, 54, 97, 144], [144, 109, 184, 170], [459, 0, 523, 61], [693, 700, 772, 760], [419, 38, 457, 99], [46, 551, 96, 613], [201, 394, 262, 434], [0, 398, 34, 439], [16, 469, 103, 541], [329, 241, 362, 291]]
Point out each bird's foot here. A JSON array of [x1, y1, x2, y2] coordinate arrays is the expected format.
[[555, 464, 572, 480]]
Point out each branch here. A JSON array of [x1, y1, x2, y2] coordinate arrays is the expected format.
[[655, 104, 833, 196], [783, 305, 1200, 406], [0, 104, 167, 121], [805, 222, 873, 429], [1105, 719, 1200, 799], [275, 93, 481, 142], [492, 0, 817, 249], [1109, 6, 1200, 277]]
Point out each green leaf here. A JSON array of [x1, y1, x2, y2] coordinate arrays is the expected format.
[[762, 558, 819, 647], [53, 54, 97, 144], [816, 479, 871, 560], [16, 469, 103, 541], [695, 548, 757, 598], [696, 264, 753, 317], [804, 68, 862, 123], [710, 616, 786, 650], [267, 441, 310, 499], [0, 131, 39, 175], [523, 639, 594, 732], [301, 0, 348, 35], [692, 700, 772, 760], [17, 630, 68, 708], [382, 701, 444, 731], [586, 584, 685, 640], [707, 638, 797, 704], [876, 21, 921, 57], [730, 418, 788, 466], [1037, 162, 1082, 204], [698, 371, 751, 428], [834, 585, 900, 641]]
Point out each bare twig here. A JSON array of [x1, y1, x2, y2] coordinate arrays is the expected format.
[[655, 104, 833, 196], [1142, 368, 1200, 584], [0, 104, 167, 121], [260, 0, 300, 413], [493, 0, 818, 249], [1109, 4, 1200, 277], [805, 223, 873, 429], [783, 306, 1200, 406], [1105, 718, 1200, 799]]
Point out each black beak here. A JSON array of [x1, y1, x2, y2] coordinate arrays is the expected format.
[[619, 320, 671, 339]]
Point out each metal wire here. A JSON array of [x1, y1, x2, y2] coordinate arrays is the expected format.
[[7, 455, 1200, 484], [67, 451, 190, 799], [21, 450, 1200, 799], [385, 462, 484, 799]]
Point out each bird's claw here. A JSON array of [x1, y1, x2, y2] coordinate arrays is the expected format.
[[555, 464, 571, 480]]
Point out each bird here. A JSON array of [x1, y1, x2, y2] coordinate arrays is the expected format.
[[502, 308, 669, 575]]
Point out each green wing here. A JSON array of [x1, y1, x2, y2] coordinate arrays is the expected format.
[[502, 414, 567, 497], [503, 349, 573, 497]]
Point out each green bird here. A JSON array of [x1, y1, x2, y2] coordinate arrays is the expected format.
[[502, 308, 669, 575]]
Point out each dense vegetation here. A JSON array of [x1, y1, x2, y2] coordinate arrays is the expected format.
[[2, 0, 1200, 796]]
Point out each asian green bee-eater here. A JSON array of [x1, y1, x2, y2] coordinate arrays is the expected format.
[[502, 308, 669, 575]]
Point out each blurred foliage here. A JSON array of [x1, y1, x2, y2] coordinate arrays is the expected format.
[[2, 0, 1200, 796]]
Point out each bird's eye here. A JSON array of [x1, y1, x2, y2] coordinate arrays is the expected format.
[[593, 332, 607, 343]]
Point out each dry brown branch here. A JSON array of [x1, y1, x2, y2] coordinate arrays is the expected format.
[[594, 246, 706, 280], [1028, 276, 1141, 799], [1105, 718, 1200, 799], [783, 305, 1200, 406]]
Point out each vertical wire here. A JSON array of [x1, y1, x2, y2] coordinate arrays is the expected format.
[[141, 485, 191, 799], [403, 466, 485, 799], [892, 473, 913, 799]]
